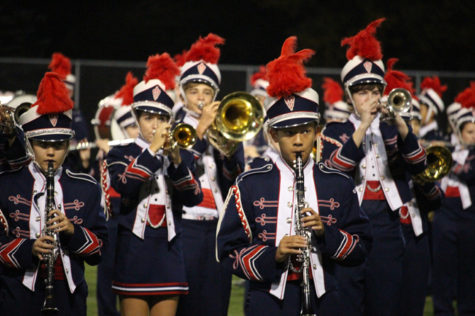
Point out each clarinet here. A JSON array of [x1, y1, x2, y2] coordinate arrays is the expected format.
[[291, 152, 316, 316], [41, 161, 59, 314]]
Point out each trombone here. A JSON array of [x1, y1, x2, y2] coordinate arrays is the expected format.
[[413, 145, 453, 183], [206, 92, 264, 157]]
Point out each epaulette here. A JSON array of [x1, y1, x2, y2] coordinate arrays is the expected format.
[[236, 162, 273, 184], [248, 156, 272, 169], [317, 162, 350, 179], [65, 169, 98, 185]]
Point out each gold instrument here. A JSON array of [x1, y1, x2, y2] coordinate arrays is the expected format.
[[167, 123, 197, 150], [41, 161, 60, 313], [414, 145, 453, 183], [291, 152, 316, 316], [0, 101, 31, 135], [207, 92, 264, 157], [384, 88, 412, 118]]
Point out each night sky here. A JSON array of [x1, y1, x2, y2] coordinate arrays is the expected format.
[[0, 0, 474, 71]]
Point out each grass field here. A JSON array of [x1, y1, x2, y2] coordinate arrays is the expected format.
[[85, 264, 435, 316]]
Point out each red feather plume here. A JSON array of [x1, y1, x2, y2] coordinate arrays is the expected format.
[[184, 33, 225, 64], [250, 66, 267, 86], [143, 53, 180, 90], [383, 58, 413, 95], [420, 76, 447, 97], [115, 72, 138, 106], [35, 72, 74, 114], [48, 53, 72, 79], [266, 36, 315, 98], [455, 82, 475, 109], [174, 49, 188, 67], [322, 77, 344, 104], [341, 18, 386, 61]]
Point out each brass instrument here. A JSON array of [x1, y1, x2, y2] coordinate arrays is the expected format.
[[167, 123, 197, 150], [207, 92, 264, 157], [291, 152, 316, 316], [41, 161, 60, 313], [414, 145, 453, 183], [384, 88, 412, 118], [0, 102, 31, 135]]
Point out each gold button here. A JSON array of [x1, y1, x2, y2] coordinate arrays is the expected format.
[[144, 204, 148, 208], [376, 154, 380, 158], [286, 218, 292, 224], [141, 218, 145, 223], [288, 186, 293, 191], [287, 202, 292, 207], [381, 176, 385, 180], [385, 187, 389, 192], [313, 264, 317, 269], [36, 233, 40, 238], [211, 176, 216, 181], [359, 187, 363, 192], [362, 164, 366, 168]]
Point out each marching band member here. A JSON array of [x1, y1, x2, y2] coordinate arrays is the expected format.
[[174, 33, 245, 316], [217, 36, 372, 316], [432, 83, 475, 315], [0, 72, 107, 316], [321, 77, 353, 124], [320, 18, 427, 315], [381, 58, 443, 316], [418, 76, 448, 142], [95, 72, 139, 316], [106, 53, 202, 316]]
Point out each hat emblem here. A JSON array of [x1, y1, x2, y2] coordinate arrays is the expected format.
[[197, 62, 206, 75], [363, 61, 373, 73], [284, 96, 295, 111], [49, 114, 58, 127], [152, 86, 161, 101]]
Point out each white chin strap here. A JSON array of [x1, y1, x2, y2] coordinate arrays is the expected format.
[[423, 106, 435, 125]]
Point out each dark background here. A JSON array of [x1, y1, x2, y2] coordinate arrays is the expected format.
[[0, 0, 473, 138]]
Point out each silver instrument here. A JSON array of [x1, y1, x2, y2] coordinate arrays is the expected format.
[[41, 161, 60, 313], [69, 138, 135, 151], [291, 152, 316, 316]]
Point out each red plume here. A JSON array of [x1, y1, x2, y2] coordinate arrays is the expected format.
[[341, 18, 386, 61], [48, 53, 72, 79], [115, 72, 138, 106], [34, 72, 74, 114], [174, 49, 188, 67], [455, 82, 475, 109], [322, 77, 344, 104], [184, 33, 225, 64], [250, 66, 267, 86], [383, 58, 413, 95], [266, 36, 315, 98], [143, 53, 180, 90], [420, 76, 447, 97]]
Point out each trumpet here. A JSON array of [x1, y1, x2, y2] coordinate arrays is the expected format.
[[383, 88, 412, 118], [206, 92, 264, 157], [166, 122, 197, 150]]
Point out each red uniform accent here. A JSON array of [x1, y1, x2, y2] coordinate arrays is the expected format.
[[147, 204, 167, 227], [197, 188, 217, 209], [445, 186, 461, 198], [363, 181, 385, 200]]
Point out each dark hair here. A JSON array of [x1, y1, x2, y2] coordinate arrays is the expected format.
[[135, 110, 170, 122], [349, 83, 384, 94]]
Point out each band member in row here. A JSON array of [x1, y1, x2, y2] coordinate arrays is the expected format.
[[381, 58, 443, 316], [217, 36, 372, 316], [105, 53, 202, 316], [418, 76, 448, 142], [0, 72, 108, 316], [95, 72, 139, 316], [174, 34, 245, 316], [432, 84, 475, 315], [320, 18, 427, 315]]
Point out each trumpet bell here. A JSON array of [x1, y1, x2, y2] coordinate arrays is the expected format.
[[171, 123, 197, 149], [215, 92, 264, 142], [387, 88, 412, 115]]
